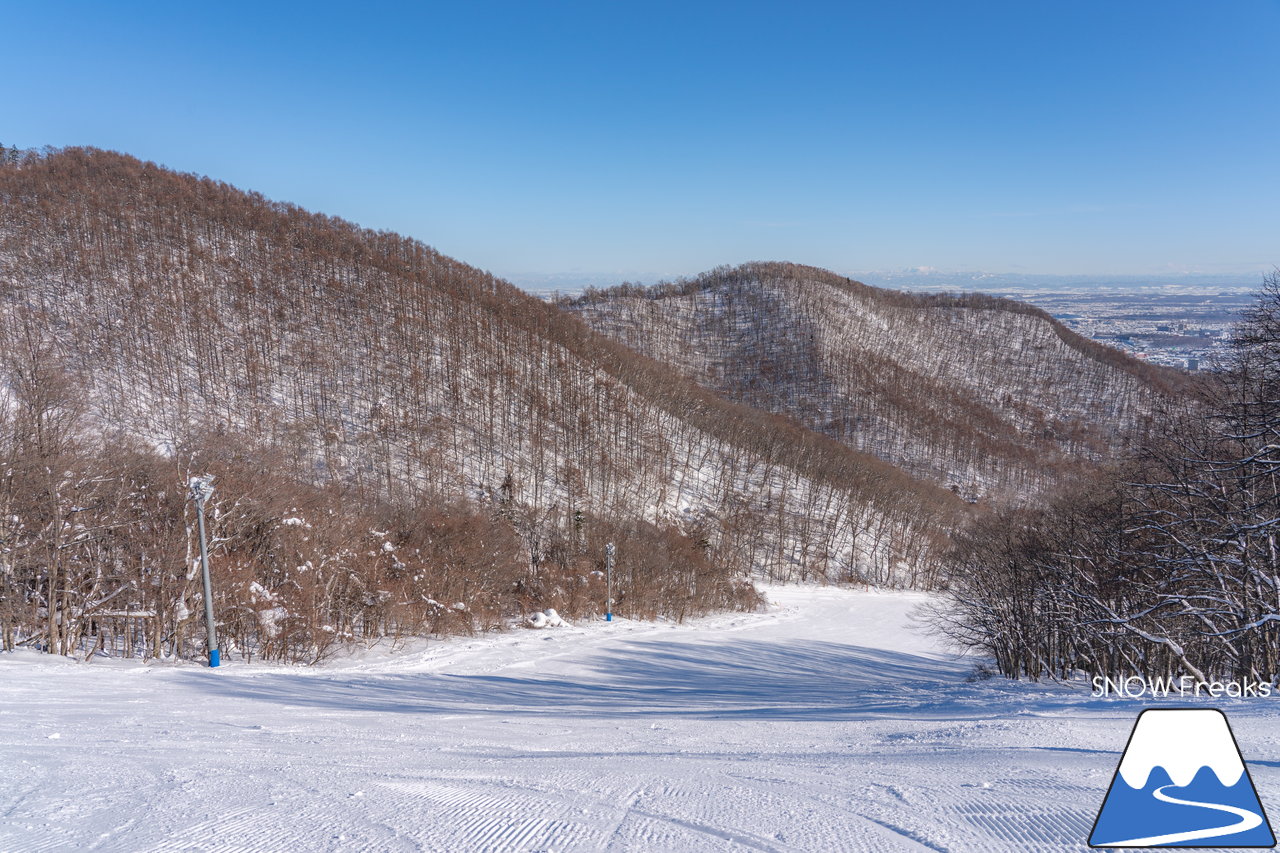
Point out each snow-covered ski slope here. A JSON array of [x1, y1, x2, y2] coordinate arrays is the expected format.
[[3, 586, 1279, 852]]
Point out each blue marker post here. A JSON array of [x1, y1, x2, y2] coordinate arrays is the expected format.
[[605, 542, 614, 622], [190, 476, 220, 668]]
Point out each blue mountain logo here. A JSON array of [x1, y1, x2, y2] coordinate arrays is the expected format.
[[1090, 708, 1275, 848]]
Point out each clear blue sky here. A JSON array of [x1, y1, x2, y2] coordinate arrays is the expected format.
[[3, 1, 1277, 284]]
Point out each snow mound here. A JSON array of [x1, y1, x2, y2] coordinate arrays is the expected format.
[[527, 609, 570, 629]]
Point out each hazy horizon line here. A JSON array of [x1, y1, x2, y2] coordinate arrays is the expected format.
[[504, 266, 1275, 294]]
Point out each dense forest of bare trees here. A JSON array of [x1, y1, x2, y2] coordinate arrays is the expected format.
[[0, 306, 762, 662], [0, 148, 971, 661], [565, 263, 1187, 503], [937, 273, 1280, 684]]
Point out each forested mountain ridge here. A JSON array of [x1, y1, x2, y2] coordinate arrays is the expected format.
[[0, 149, 966, 664], [564, 263, 1188, 501]]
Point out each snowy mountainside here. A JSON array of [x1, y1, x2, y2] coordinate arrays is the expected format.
[[0, 149, 961, 586], [566, 263, 1187, 501]]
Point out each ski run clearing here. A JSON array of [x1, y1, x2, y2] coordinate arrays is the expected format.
[[4, 585, 1280, 853]]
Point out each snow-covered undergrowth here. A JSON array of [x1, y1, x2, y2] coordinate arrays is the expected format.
[[3, 586, 1278, 852]]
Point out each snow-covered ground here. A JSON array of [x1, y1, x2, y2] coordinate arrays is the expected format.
[[3, 585, 1279, 852]]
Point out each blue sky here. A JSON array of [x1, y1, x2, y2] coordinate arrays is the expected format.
[[2, 1, 1277, 285]]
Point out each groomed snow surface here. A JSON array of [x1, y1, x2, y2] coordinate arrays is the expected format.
[[3, 585, 1279, 852]]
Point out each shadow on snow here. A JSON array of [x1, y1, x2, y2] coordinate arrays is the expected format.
[[183, 638, 1091, 722]]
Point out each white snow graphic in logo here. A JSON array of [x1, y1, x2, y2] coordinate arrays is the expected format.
[[1089, 708, 1275, 848]]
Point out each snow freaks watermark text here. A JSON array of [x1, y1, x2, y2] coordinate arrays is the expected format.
[[1092, 675, 1273, 699]]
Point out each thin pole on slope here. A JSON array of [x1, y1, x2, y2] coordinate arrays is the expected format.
[[605, 542, 614, 622], [190, 476, 220, 667]]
